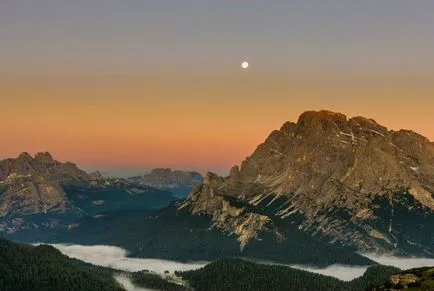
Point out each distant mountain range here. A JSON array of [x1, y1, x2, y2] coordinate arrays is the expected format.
[[0, 153, 176, 240], [128, 168, 203, 197]]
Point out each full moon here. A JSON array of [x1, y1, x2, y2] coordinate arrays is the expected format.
[[241, 61, 249, 69]]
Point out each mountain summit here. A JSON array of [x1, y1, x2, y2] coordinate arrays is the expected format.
[[0, 152, 90, 216], [180, 110, 434, 255]]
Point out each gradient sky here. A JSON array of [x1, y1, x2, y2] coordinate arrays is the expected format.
[[1, 1, 433, 175]]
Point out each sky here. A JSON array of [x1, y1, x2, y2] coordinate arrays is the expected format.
[[1, 1, 433, 175]]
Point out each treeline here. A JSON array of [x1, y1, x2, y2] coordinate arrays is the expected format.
[[369, 266, 434, 290], [0, 238, 190, 291], [0, 237, 405, 291], [131, 271, 187, 291], [177, 258, 400, 291], [0, 238, 123, 291], [56, 206, 372, 266]]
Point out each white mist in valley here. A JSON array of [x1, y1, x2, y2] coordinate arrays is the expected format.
[[363, 253, 434, 270], [48, 244, 434, 282], [288, 264, 368, 281], [114, 274, 156, 291], [49, 244, 207, 273], [252, 259, 369, 281], [290, 254, 434, 281]]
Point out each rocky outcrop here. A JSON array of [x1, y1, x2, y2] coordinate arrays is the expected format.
[[179, 172, 271, 250], [89, 171, 104, 181], [180, 110, 434, 255], [390, 273, 418, 285], [0, 152, 91, 216]]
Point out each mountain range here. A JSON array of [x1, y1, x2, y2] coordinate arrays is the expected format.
[[128, 168, 203, 197], [0, 153, 176, 239], [2, 110, 433, 265]]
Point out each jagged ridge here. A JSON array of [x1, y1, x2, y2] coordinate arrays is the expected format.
[[180, 110, 434, 256]]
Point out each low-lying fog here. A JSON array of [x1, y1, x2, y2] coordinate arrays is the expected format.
[[49, 244, 434, 282], [363, 253, 434, 270], [287, 264, 368, 281], [50, 244, 207, 273], [114, 274, 155, 291]]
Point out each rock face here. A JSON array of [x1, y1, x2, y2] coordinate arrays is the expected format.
[[0, 152, 90, 216], [390, 273, 418, 286], [0, 153, 176, 236], [373, 267, 434, 290], [180, 110, 434, 255]]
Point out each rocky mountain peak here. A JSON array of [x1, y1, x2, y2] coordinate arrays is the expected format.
[[181, 110, 434, 255], [0, 153, 92, 216], [17, 152, 33, 161], [297, 110, 348, 124], [295, 110, 348, 133], [203, 172, 224, 187], [34, 152, 54, 164], [280, 121, 297, 134], [229, 166, 241, 181]]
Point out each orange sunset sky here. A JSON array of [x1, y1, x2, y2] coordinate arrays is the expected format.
[[1, 2, 433, 175]]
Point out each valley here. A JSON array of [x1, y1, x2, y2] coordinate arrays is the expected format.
[[1, 110, 433, 290]]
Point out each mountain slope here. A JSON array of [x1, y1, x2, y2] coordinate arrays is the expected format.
[[180, 110, 434, 256], [53, 205, 374, 266], [0, 152, 89, 216], [0, 153, 176, 238]]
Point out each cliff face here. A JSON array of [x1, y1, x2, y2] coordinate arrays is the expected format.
[[0, 152, 90, 216], [0, 153, 176, 236], [180, 110, 434, 255]]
